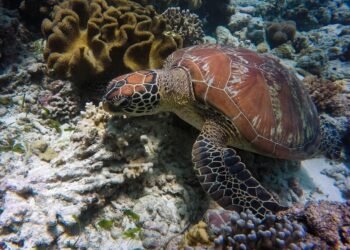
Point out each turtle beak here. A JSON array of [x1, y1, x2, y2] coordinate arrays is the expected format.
[[102, 96, 130, 113], [102, 99, 110, 112]]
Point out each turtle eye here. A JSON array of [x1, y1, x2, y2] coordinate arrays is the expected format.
[[118, 97, 130, 107], [115, 80, 125, 88], [107, 80, 125, 92]]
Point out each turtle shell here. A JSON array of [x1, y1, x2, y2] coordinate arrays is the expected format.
[[168, 44, 320, 160]]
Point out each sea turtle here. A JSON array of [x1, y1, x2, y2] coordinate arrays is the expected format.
[[102, 44, 321, 217]]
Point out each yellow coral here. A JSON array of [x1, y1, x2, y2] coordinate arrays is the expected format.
[[183, 221, 211, 247], [42, 0, 182, 83]]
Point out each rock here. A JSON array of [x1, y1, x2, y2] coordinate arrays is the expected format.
[[228, 12, 252, 32], [257, 42, 269, 53], [246, 17, 264, 45], [32, 139, 48, 154], [296, 48, 328, 75], [0, 95, 12, 105], [0, 106, 7, 116], [39, 147, 57, 162], [272, 43, 295, 59], [216, 26, 240, 47], [203, 35, 216, 44]]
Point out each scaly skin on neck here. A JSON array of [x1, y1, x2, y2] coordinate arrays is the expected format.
[[157, 67, 207, 130], [157, 67, 195, 111]]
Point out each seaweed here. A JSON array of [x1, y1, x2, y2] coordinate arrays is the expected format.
[[0, 137, 25, 154], [72, 215, 82, 247], [123, 209, 140, 223], [123, 227, 142, 239], [97, 219, 114, 230], [45, 119, 62, 134], [122, 209, 142, 239]]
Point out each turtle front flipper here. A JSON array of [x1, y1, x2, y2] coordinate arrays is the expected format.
[[192, 120, 286, 218]]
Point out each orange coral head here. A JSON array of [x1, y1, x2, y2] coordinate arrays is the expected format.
[[103, 70, 161, 115]]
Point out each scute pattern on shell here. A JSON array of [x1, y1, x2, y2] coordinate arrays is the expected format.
[[167, 44, 320, 160]]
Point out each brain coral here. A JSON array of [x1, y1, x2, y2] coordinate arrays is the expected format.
[[41, 0, 183, 83], [266, 20, 296, 48]]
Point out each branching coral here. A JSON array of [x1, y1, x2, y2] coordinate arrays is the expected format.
[[202, 209, 311, 250], [303, 76, 350, 117], [266, 21, 296, 48], [41, 0, 183, 83], [162, 7, 204, 47]]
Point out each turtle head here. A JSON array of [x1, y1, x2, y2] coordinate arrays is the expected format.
[[103, 70, 161, 116]]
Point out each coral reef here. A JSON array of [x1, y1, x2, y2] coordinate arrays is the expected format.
[[161, 7, 204, 47], [271, 43, 295, 59], [286, 201, 350, 248], [41, 0, 182, 83], [303, 201, 350, 247], [184, 209, 312, 249], [321, 162, 350, 199], [215, 26, 240, 47], [306, 25, 350, 61], [246, 17, 265, 45], [280, 0, 350, 31], [0, 7, 31, 72], [303, 75, 349, 159], [38, 79, 81, 123], [266, 21, 296, 48], [0, 99, 206, 248], [2, 0, 350, 249], [297, 24, 350, 79], [132, 0, 202, 12], [0, 52, 207, 248], [303, 76, 350, 117], [319, 114, 349, 160], [180, 201, 350, 249], [184, 221, 210, 247], [228, 12, 252, 32], [296, 48, 328, 75]]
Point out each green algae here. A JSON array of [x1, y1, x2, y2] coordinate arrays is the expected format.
[[123, 227, 141, 239], [0, 137, 25, 154], [97, 219, 114, 230]]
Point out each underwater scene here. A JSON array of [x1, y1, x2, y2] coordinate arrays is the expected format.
[[0, 0, 350, 249]]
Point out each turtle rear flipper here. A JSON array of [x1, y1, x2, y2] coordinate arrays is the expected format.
[[192, 120, 286, 218]]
